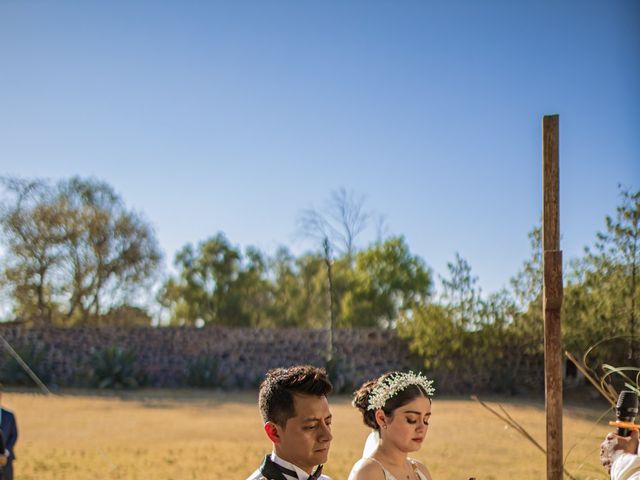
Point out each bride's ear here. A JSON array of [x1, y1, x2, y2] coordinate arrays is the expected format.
[[374, 410, 387, 429]]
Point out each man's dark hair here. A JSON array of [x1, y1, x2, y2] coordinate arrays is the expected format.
[[258, 365, 333, 426]]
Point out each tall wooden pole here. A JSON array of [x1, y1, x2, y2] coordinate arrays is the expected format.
[[543, 114, 563, 480]]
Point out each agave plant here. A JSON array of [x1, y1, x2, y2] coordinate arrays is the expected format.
[[89, 346, 146, 389], [186, 356, 227, 388], [0, 344, 51, 386]]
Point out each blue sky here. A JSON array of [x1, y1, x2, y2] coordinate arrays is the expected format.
[[0, 0, 638, 295]]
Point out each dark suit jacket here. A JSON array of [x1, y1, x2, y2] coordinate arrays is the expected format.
[[0, 409, 17, 462]]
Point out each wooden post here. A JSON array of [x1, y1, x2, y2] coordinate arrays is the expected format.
[[543, 114, 563, 480]]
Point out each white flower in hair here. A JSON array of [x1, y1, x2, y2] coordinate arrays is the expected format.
[[367, 371, 435, 411]]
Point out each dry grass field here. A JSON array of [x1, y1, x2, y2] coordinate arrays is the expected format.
[[4, 389, 613, 479]]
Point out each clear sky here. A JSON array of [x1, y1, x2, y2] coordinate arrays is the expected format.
[[0, 0, 638, 295]]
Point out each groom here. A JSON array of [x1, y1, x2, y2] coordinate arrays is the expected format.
[[246, 365, 334, 480]]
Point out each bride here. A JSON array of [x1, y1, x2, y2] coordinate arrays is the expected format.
[[348, 371, 434, 480]]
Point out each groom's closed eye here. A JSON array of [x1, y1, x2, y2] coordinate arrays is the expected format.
[[302, 415, 332, 430]]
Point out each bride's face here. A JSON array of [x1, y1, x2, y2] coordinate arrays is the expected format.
[[381, 396, 431, 452]]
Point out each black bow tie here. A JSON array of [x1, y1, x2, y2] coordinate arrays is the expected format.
[[275, 462, 323, 480], [260, 455, 323, 480], [309, 464, 323, 480]]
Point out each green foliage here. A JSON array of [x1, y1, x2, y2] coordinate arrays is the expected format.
[[510, 226, 543, 309], [159, 233, 272, 327], [440, 253, 483, 328], [59, 177, 162, 324], [267, 249, 329, 328], [98, 305, 153, 327], [398, 253, 485, 391], [89, 346, 146, 389], [563, 186, 640, 363], [0, 344, 51, 386], [399, 187, 639, 392], [4, 176, 635, 392], [186, 356, 227, 388], [0, 176, 162, 325], [399, 243, 543, 393], [341, 237, 432, 328], [0, 178, 66, 323], [160, 235, 346, 328]]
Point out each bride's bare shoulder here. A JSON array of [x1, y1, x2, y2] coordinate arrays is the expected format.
[[348, 458, 386, 480]]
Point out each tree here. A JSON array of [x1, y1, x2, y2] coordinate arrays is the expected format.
[[439, 253, 482, 328], [0, 176, 162, 325], [510, 226, 543, 310], [563, 186, 640, 362], [508, 225, 544, 354], [398, 254, 483, 390], [398, 251, 537, 393], [234, 246, 272, 327], [561, 267, 622, 363], [296, 187, 372, 361], [267, 247, 306, 327], [594, 186, 639, 357], [159, 233, 271, 327], [341, 237, 432, 328], [397, 302, 457, 368], [297, 187, 371, 264], [0, 178, 66, 323], [59, 177, 162, 323], [266, 247, 326, 327]]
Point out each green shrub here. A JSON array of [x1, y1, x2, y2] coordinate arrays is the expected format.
[[89, 346, 147, 389], [186, 356, 226, 388], [0, 344, 51, 386], [325, 355, 360, 394]]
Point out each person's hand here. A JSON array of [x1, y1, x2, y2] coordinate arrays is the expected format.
[[0, 454, 7, 467], [601, 429, 640, 473]]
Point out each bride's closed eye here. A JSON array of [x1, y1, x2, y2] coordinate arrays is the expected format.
[[406, 416, 429, 425]]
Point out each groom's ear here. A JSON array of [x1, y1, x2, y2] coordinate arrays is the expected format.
[[264, 421, 281, 443]]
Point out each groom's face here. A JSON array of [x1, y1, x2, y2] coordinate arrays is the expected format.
[[276, 393, 333, 471]]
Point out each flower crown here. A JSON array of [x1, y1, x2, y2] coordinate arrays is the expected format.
[[366, 371, 435, 411]]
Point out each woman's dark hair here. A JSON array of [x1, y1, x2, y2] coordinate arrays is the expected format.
[[258, 365, 333, 426], [352, 372, 431, 430]]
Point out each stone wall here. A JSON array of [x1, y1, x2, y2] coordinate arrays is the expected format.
[[0, 325, 418, 391]]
